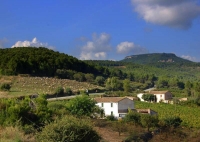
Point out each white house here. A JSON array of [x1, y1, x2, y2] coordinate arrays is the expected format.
[[137, 91, 172, 103], [94, 97, 134, 118]]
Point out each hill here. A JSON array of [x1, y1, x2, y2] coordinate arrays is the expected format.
[[0, 47, 107, 77], [122, 53, 193, 64], [85, 53, 200, 82]]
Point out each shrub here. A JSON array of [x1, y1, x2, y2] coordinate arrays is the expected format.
[[140, 114, 159, 131], [0, 126, 35, 142], [36, 115, 101, 142], [47, 101, 68, 116], [106, 115, 116, 121], [123, 111, 141, 126], [80, 89, 88, 95], [66, 95, 96, 117], [163, 116, 182, 128], [65, 87, 73, 96], [0, 83, 11, 91], [55, 86, 64, 96]]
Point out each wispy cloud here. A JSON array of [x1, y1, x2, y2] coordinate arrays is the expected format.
[[181, 55, 196, 61], [131, 0, 200, 29], [117, 41, 148, 55], [11, 37, 55, 49], [80, 33, 112, 60]]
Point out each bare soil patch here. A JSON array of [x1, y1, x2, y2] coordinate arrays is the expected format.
[[95, 127, 127, 142]]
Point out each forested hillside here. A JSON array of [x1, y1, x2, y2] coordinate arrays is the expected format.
[[0, 47, 108, 77], [86, 54, 200, 82], [122, 53, 193, 64]]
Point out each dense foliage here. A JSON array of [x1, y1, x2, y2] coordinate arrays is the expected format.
[[142, 94, 155, 102], [36, 115, 100, 142], [66, 95, 97, 117], [0, 94, 51, 128], [0, 47, 108, 77]]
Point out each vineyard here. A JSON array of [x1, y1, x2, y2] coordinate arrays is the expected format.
[[135, 101, 200, 128]]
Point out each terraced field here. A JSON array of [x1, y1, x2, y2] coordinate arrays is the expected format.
[[0, 76, 104, 98]]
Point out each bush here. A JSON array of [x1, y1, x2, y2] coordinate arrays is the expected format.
[[80, 90, 89, 95], [0, 126, 35, 142], [164, 116, 182, 128], [106, 115, 116, 121], [0, 83, 11, 91], [47, 101, 68, 116], [123, 111, 141, 126], [66, 95, 96, 117], [36, 115, 101, 142], [65, 87, 73, 96], [55, 86, 64, 96]]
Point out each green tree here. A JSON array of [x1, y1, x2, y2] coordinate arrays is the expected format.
[[55, 86, 64, 96], [112, 120, 126, 136], [66, 95, 96, 117], [73, 72, 85, 82], [95, 76, 105, 86], [184, 81, 192, 96], [106, 77, 120, 91], [65, 87, 73, 96], [156, 77, 169, 88], [123, 110, 140, 126], [140, 114, 158, 131], [142, 94, 155, 102], [123, 79, 131, 93], [36, 115, 101, 142], [85, 73, 94, 82], [35, 94, 52, 124], [127, 72, 134, 81]]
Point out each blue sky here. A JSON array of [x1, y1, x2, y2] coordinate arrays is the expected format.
[[0, 0, 200, 62]]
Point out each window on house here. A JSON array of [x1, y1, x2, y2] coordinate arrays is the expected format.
[[111, 111, 113, 116], [111, 103, 113, 107], [160, 95, 162, 98], [101, 103, 103, 107]]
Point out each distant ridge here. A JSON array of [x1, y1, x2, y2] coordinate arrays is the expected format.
[[121, 53, 193, 64]]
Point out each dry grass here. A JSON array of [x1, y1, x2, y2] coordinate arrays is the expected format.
[[0, 126, 35, 142], [0, 76, 104, 98]]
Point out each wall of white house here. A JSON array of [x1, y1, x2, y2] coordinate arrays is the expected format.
[[155, 94, 164, 102], [96, 102, 119, 117]]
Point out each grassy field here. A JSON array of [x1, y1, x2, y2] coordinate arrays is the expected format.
[[0, 76, 104, 98], [135, 101, 200, 128]]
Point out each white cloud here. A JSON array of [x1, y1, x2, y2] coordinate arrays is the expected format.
[[117, 41, 148, 55], [131, 0, 200, 29], [181, 55, 196, 61], [11, 37, 55, 49], [80, 33, 112, 60]]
